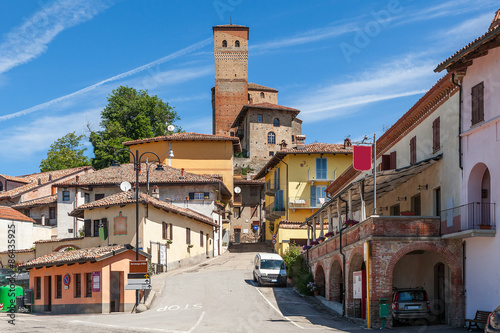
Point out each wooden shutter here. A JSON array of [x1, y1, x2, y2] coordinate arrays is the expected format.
[[169, 223, 173, 240], [390, 151, 397, 170], [200, 231, 204, 247], [433, 117, 440, 152], [84, 219, 91, 237], [410, 136, 416, 165], [381, 155, 391, 171], [162, 222, 166, 239], [188, 192, 194, 200], [186, 228, 191, 244], [471, 82, 484, 125]]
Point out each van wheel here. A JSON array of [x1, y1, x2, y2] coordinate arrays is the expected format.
[[253, 273, 257, 282], [258, 277, 263, 287]]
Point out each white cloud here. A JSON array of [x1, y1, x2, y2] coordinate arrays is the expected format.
[[440, 12, 493, 41], [0, 0, 113, 75]]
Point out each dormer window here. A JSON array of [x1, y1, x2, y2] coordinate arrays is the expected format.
[[235, 40, 240, 47], [222, 40, 227, 47]]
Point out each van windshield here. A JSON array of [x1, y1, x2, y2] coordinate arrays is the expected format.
[[260, 259, 284, 270]]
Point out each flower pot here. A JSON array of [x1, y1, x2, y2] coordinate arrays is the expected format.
[[479, 225, 492, 229], [401, 212, 415, 216]]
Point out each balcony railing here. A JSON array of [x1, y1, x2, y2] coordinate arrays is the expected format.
[[289, 196, 326, 209], [440, 202, 495, 236]]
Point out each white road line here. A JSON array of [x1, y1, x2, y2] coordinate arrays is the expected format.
[[255, 287, 305, 329], [187, 311, 205, 333], [69, 319, 185, 333]]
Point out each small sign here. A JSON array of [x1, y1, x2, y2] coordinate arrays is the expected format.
[[92, 271, 101, 292], [272, 239, 277, 244], [125, 284, 152, 290], [128, 278, 151, 284], [243, 229, 248, 234], [353, 271, 362, 299], [128, 273, 150, 279], [63, 274, 70, 286], [253, 225, 259, 231], [130, 260, 148, 274], [272, 234, 276, 239]]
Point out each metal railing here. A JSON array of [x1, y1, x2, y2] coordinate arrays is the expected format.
[[440, 202, 495, 235]]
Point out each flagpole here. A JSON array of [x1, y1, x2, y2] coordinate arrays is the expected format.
[[373, 133, 377, 215]]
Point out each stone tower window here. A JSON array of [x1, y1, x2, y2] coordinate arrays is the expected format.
[[273, 118, 280, 127], [268, 132, 276, 144], [235, 40, 240, 47], [222, 40, 227, 47], [257, 114, 263, 123], [260, 92, 264, 98]]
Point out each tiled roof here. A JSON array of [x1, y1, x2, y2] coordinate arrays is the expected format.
[[122, 132, 240, 146], [0, 174, 30, 183], [54, 163, 231, 197], [0, 166, 93, 200], [234, 176, 265, 185], [0, 249, 34, 254], [35, 237, 83, 244], [248, 82, 278, 92], [69, 191, 218, 227], [254, 143, 352, 179], [22, 244, 148, 268], [277, 220, 328, 230], [231, 103, 300, 128], [435, 11, 500, 72], [0, 206, 35, 223], [12, 195, 57, 209]]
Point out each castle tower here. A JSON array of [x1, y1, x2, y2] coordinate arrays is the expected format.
[[212, 24, 249, 136]]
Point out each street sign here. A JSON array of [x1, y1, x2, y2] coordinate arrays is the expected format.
[[130, 260, 148, 273], [128, 278, 151, 284], [63, 274, 70, 286], [252, 225, 258, 231], [272, 239, 276, 244], [272, 234, 276, 239], [125, 284, 152, 290], [128, 273, 150, 279]]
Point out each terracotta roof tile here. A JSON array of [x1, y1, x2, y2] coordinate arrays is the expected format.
[[12, 195, 57, 209], [35, 237, 83, 244], [69, 191, 217, 227], [0, 174, 30, 183], [248, 82, 278, 92], [234, 176, 265, 185], [122, 132, 240, 146], [21, 244, 143, 268], [0, 206, 35, 223], [232, 103, 300, 128]]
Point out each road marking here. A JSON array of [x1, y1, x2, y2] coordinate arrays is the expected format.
[[187, 311, 205, 333], [255, 286, 305, 329]]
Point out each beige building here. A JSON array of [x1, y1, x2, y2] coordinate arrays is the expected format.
[[231, 176, 265, 243]]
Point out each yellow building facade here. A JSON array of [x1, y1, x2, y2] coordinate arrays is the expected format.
[[254, 141, 352, 255]]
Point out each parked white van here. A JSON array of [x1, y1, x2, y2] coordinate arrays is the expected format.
[[253, 253, 287, 287]]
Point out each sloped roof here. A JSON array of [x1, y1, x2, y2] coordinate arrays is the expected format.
[[0, 166, 93, 200], [234, 176, 265, 185], [0, 174, 30, 183], [254, 143, 352, 179], [231, 103, 300, 128], [54, 163, 231, 197], [122, 132, 241, 151], [69, 191, 217, 227], [248, 83, 278, 92], [12, 195, 57, 209], [22, 244, 149, 268], [0, 206, 35, 223]]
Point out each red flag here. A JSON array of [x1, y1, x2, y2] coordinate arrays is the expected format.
[[353, 145, 372, 171]]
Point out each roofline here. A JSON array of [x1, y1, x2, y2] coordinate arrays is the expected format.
[[231, 104, 300, 128]]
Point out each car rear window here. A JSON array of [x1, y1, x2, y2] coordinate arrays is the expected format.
[[398, 291, 425, 302]]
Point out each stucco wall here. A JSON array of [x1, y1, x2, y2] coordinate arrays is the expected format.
[[0, 219, 52, 251]]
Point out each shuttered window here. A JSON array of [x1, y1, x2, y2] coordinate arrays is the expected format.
[[390, 151, 397, 170], [381, 155, 391, 171], [410, 136, 417, 165], [84, 219, 92, 237], [471, 82, 484, 125], [433, 117, 441, 152], [162, 222, 168, 240], [200, 231, 204, 247], [186, 228, 191, 244]]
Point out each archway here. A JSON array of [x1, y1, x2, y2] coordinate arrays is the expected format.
[[348, 252, 365, 318], [468, 163, 492, 228], [329, 259, 343, 303], [315, 265, 326, 297]]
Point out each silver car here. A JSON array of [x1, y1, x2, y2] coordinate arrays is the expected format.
[[392, 288, 431, 324], [485, 305, 500, 333]]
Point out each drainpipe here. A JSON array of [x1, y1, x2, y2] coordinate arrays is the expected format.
[[279, 158, 289, 221], [463, 240, 466, 311], [452, 73, 463, 170], [339, 197, 348, 317]]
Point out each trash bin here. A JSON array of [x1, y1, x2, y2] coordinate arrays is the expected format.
[[16, 296, 24, 312], [379, 298, 389, 329], [24, 289, 33, 306]]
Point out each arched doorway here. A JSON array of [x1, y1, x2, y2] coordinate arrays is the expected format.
[[348, 253, 365, 318], [329, 260, 343, 303], [468, 163, 492, 228], [315, 265, 326, 297]]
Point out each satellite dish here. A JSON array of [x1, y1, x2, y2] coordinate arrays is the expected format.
[[234, 186, 241, 194], [167, 124, 175, 132], [120, 181, 132, 192]]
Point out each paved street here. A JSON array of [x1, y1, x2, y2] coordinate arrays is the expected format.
[[0, 243, 472, 333]]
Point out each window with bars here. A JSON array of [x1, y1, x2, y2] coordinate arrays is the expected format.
[[471, 82, 484, 125], [432, 117, 441, 152], [410, 136, 417, 165]]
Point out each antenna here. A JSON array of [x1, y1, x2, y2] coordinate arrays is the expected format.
[[230, 16, 232, 25]]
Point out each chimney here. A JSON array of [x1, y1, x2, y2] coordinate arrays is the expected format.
[[181, 168, 185, 177], [152, 186, 160, 199], [344, 137, 352, 149], [295, 135, 306, 148], [51, 186, 57, 196], [75, 175, 80, 183]]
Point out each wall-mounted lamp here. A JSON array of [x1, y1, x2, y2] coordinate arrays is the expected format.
[[397, 196, 407, 202], [417, 184, 428, 191], [378, 206, 388, 212]]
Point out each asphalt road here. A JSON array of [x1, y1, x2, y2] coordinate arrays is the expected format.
[[0, 243, 472, 333]]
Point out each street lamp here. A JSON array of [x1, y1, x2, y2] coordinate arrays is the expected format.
[[111, 149, 164, 308]]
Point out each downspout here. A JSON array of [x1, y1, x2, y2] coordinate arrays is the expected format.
[[259, 187, 263, 242], [452, 73, 463, 170], [279, 158, 289, 221], [339, 197, 348, 317], [463, 240, 466, 313]]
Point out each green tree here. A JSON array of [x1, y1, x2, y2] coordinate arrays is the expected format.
[[89, 86, 181, 169], [39, 132, 91, 172]]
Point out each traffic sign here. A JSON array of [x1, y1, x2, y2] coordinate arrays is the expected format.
[[128, 273, 150, 279], [63, 274, 70, 286], [272, 234, 276, 239], [272, 239, 276, 244], [125, 284, 152, 290], [130, 260, 148, 273], [253, 225, 259, 231], [128, 278, 151, 284]]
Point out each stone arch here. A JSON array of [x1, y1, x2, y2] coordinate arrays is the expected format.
[[54, 244, 81, 252], [315, 264, 326, 297], [347, 251, 365, 317], [329, 258, 343, 303]]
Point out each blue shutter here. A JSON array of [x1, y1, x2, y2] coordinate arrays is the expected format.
[[310, 185, 317, 208]]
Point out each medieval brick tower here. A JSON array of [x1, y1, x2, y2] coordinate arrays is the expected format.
[[212, 24, 249, 136]]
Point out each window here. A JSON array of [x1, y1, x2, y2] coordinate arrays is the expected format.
[[433, 117, 441, 152], [292, 135, 295, 142], [233, 207, 241, 219], [257, 114, 263, 123], [410, 136, 417, 165], [189, 192, 210, 200], [200, 231, 204, 247], [170, 223, 173, 240], [273, 118, 280, 127], [95, 194, 105, 201], [84, 219, 92, 237], [269, 151, 274, 157], [471, 82, 484, 125], [230, 131, 234, 137], [390, 204, 400, 216], [186, 228, 191, 244], [260, 92, 265, 98], [38, 178, 42, 185], [222, 40, 227, 47], [273, 169, 280, 189], [85, 273, 92, 297], [381, 152, 397, 171], [434, 187, 441, 217], [310, 185, 326, 207], [49, 207, 56, 219], [162, 222, 168, 240], [315, 158, 327, 179], [62, 191, 70, 202], [235, 40, 240, 47], [84, 193, 90, 204], [35, 277, 41, 299], [56, 275, 62, 299], [93, 220, 100, 237], [0, 182, 3, 191], [75, 274, 81, 298], [267, 132, 276, 144]]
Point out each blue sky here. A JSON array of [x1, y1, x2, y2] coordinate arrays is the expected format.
[[0, 0, 498, 176]]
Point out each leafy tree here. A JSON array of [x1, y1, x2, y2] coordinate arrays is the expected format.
[[89, 86, 181, 169], [39, 132, 90, 172]]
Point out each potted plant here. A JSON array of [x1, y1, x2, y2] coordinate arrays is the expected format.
[[167, 240, 173, 244], [343, 219, 359, 227], [302, 245, 311, 251], [479, 224, 492, 230], [187, 244, 194, 248], [307, 282, 319, 296], [317, 236, 326, 243], [401, 211, 415, 216], [325, 231, 334, 238]]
